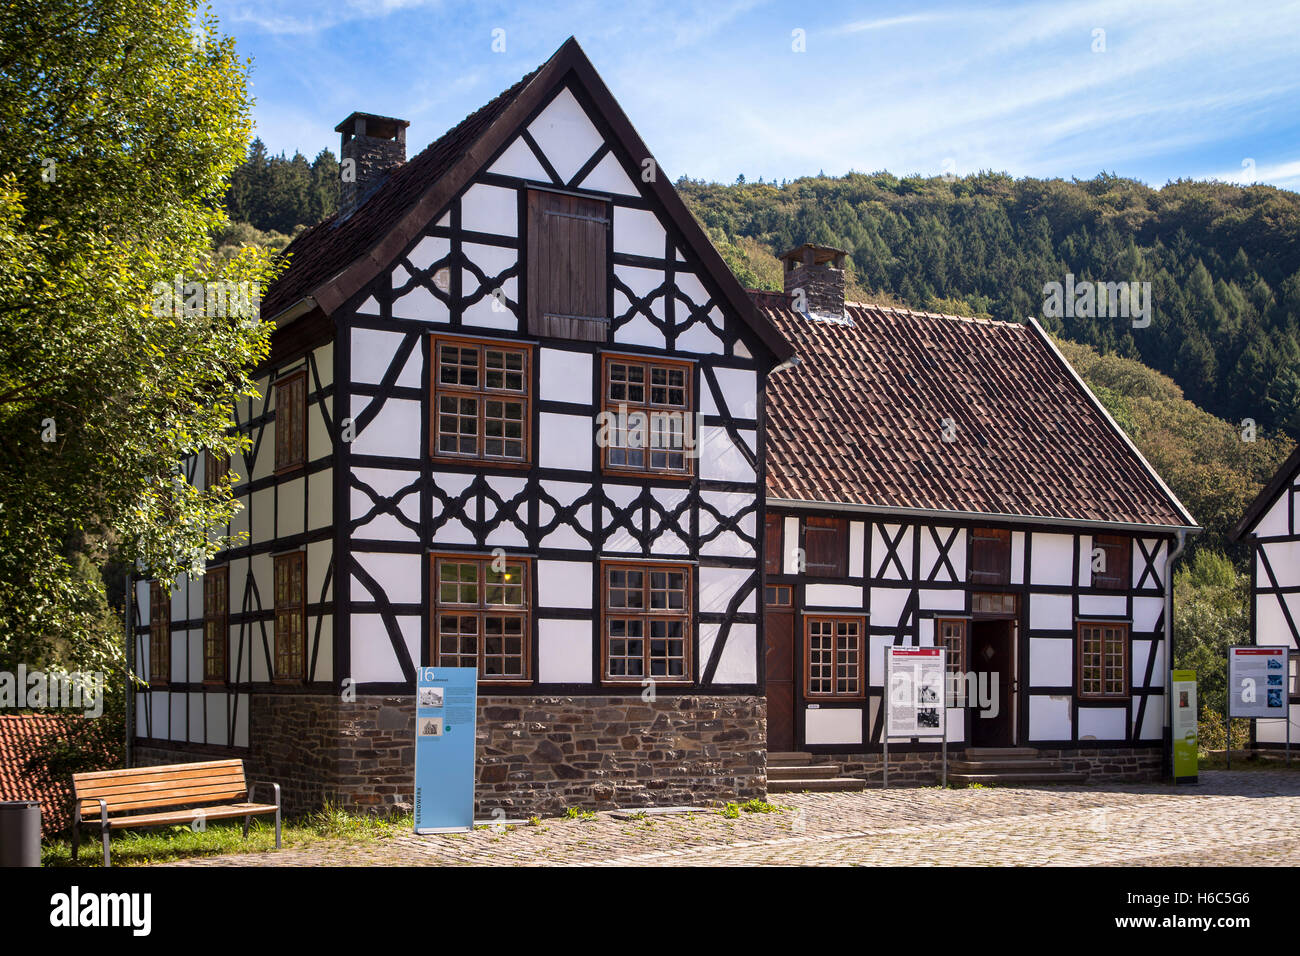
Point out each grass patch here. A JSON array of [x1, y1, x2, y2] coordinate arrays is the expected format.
[[41, 802, 414, 868], [720, 798, 783, 818], [1197, 752, 1300, 772]]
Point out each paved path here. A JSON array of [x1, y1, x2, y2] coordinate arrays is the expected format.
[[166, 770, 1300, 866]]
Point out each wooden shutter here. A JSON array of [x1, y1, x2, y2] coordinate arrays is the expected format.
[[970, 528, 1011, 586], [805, 517, 847, 577], [275, 372, 306, 472], [764, 514, 784, 576], [527, 189, 609, 341], [1092, 534, 1131, 590]]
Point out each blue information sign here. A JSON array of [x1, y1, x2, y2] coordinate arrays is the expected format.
[[413, 666, 477, 833]]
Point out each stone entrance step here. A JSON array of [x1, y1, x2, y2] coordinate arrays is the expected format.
[[951, 746, 1087, 786], [948, 771, 1088, 786], [768, 776, 866, 793], [766, 752, 865, 792], [768, 763, 842, 781], [768, 751, 815, 767]]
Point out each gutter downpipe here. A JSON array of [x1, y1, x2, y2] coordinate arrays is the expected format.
[[1164, 528, 1188, 781], [124, 570, 133, 770]]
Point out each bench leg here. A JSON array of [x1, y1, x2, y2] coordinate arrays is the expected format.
[[71, 824, 79, 862], [102, 827, 111, 868], [275, 808, 281, 850], [243, 815, 251, 839]]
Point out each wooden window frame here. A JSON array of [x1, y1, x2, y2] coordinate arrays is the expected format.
[[203, 567, 229, 684], [148, 582, 170, 686], [273, 552, 307, 683], [1091, 534, 1131, 590], [430, 553, 532, 684], [765, 584, 793, 607], [600, 354, 696, 480], [970, 527, 1011, 586], [804, 516, 848, 577], [1077, 622, 1130, 699], [601, 560, 693, 684], [937, 618, 967, 706], [274, 370, 307, 474], [803, 614, 866, 701], [429, 335, 533, 468]]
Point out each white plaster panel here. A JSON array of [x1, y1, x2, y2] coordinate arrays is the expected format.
[[538, 618, 593, 683], [460, 183, 518, 237], [699, 566, 754, 614], [352, 327, 419, 386], [1028, 695, 1072, 740], [308, 468, 332, 531], [233, 694, 249, 748], [1136, 539, 1164, 589], [407, 235, 450, 272], [351, 396, 421, 459], [577, 150, 638, 195], [1255, 492, 1290, 537], [539, 348, 593, 405], [918, 589, 964, 610], [488, 137, 550, 181], [1133, 596, 1164, 633], [350, 614, 420, 683], [539, 413, 592, 471], [708, 366, 757, 419], [1028, 637, 1073, 687], [674, 321, 723, 354], [1131, 638, 1164, 688], [527, 87, 603, 184], [1011, 530, 1026, 584], [702, 623, 757, 684], [206, 692, 230, 747], [310, 615, 333, 682], [613, 206, 665, 259], [150, 691, 169, 740], [849, 522, 865, 578], [804, 707, 863, 745], [870, 586, 910, 628], [1136, 694, 1165, 739], [352, 551, 422, 605], [537, 560, 592, 609], [806, 584, 863, 608], [168, 692, 185, 742], [872, 524, 913, 579], [1078, 594, 1127, 617], [783, 516, 800, 574], [278, 477, 305, 539], [391, 284, 449, 323], [1030, 533, 1073, 586], [700, 426, 755, 483], [1078, 707, 1126, 741], [1029, 592, 1073, 630]]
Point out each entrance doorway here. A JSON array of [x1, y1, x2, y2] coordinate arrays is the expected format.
[[765, 597, 796, 752], [969, 619, 1016, 747]]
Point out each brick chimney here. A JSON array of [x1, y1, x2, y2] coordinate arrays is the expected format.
[[780, 244, 848, 317], [335, 112, 409, 216]]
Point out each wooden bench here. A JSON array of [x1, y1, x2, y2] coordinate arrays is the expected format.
[[71, 759, 280, 866]]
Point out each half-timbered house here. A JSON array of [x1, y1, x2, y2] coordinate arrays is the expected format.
[[1230, 445, 1300, 750], [757, 245, 1199, 786], [130, 37, 793, 815]]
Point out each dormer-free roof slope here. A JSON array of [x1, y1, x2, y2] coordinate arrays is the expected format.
[[756, 290, 1198, 530]]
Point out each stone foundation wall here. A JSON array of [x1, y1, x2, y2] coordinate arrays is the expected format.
[[136, 693, 767, 818], [825, 745, 1164, 786]]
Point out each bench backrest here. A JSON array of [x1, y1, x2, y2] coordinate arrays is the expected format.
[[72, 759, 248, 818]]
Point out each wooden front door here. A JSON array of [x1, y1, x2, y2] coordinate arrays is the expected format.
[[765, 602, 796, 752], [969, 619, 1015, 747]]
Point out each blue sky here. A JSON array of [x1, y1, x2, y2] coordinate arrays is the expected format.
[[210, 0, 1300, 190]]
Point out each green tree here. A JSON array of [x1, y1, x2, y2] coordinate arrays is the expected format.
[[0, 0, 277, 673]]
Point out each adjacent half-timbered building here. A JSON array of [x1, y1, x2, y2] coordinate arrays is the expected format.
[[1231, 445, 1300, 750], [131, 37, 793, 814], [757, 245, 1199, 783]]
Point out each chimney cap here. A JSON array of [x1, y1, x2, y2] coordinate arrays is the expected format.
[[334, 112, 410, 140], [779, 243, 848, 268]]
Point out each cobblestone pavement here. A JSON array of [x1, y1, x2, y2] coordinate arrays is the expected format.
[[166, 770, 1300, 867]]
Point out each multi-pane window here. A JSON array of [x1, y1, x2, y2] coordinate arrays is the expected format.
[[433, 555, 530, 680], [765, 584, 793, 606], [603, 562, 691, 681], [1078, 623, 1128, 698], [805, 516, 847, 577], [805, 616, 864, 699], [273, 552, 306, 681], [970, 528, 1011, 586], [602, 356, 693, 477], [274, 371, 307, 472], [938, 619, 967, 705], [203, 567, 229, 683], [149, 582, 170, 685], [1091, 534, 1131, 590], [431, 337, 530, 464]]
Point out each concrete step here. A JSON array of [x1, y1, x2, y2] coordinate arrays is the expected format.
[[768, 776, 866, 793], [948, 759, 1061, 773], [963, 747, 1040, 759], [949, 771, 1088, 787], [768, 751, 814, 767], [768, 763, 842, 780]]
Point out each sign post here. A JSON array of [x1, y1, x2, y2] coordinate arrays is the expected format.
[[413, 666, 477, 834], [1170, 669, 1197, 784], [884, 647, 947, 789], [1227, 646, 1289, 768]]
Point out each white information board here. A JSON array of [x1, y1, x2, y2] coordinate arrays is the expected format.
[[1228, 646, 1288, 719], [886, 647, 946, 738]]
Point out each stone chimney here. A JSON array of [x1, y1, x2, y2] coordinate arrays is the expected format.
[[780, 244, 848, 317], [335, 112, 409, 216]]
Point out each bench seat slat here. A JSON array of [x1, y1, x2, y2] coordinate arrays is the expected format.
[[76, 773, 247, 799], [78, 786, 249, 815], [105, 803, 279, 830], [73, 759, 244, 784]]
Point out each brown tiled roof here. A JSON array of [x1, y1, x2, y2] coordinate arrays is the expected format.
[[757, 290, 1195, 528], [261, 65, 543, 318], [0, 714, 81, 835]]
